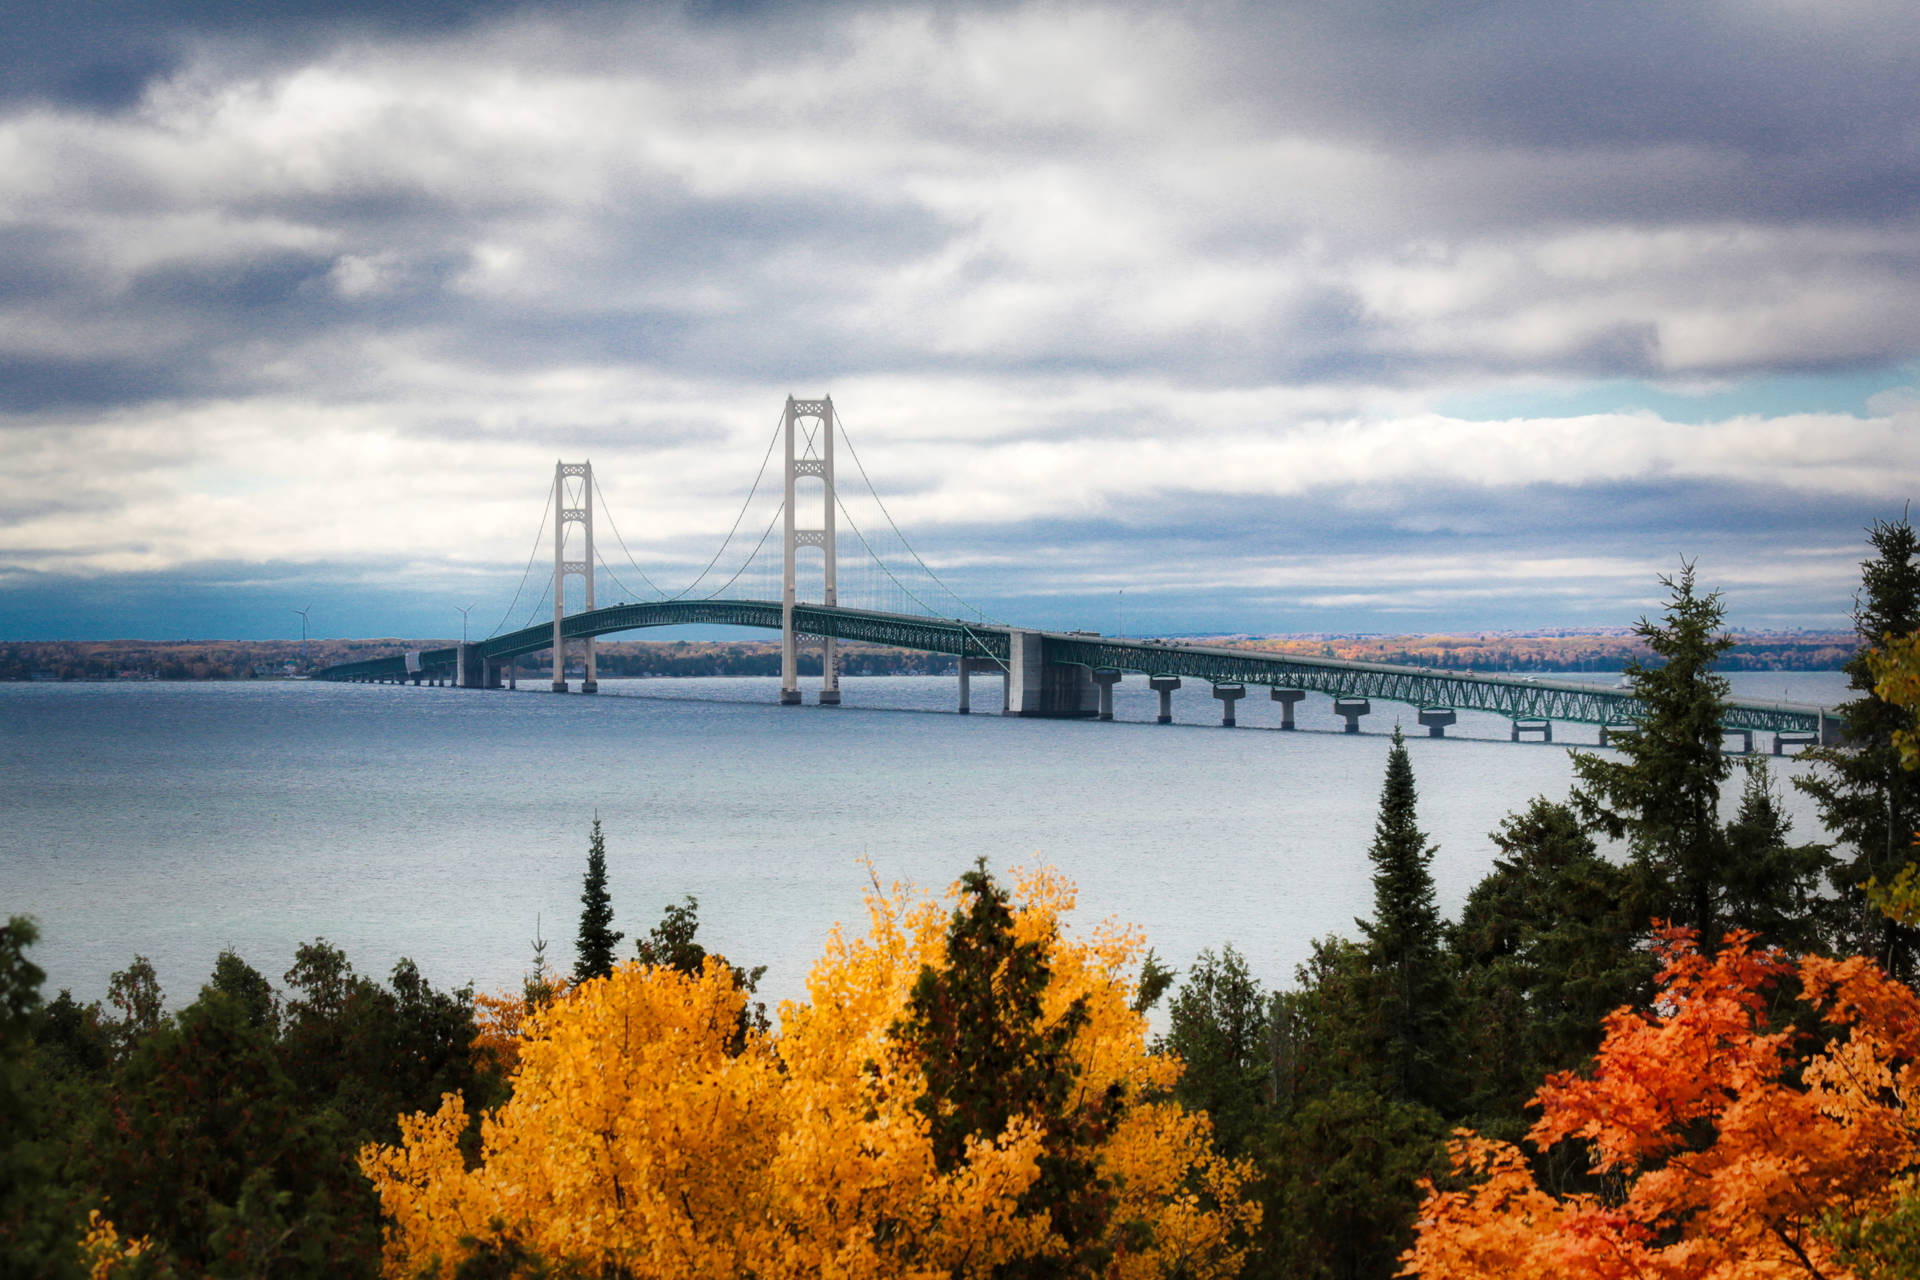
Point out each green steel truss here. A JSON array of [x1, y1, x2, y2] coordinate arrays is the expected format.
[[1036, 636, 1830, 736], [316, 601, 1830, 737]]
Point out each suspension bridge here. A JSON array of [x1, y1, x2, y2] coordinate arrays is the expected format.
[[317, 397, 1842, 752]]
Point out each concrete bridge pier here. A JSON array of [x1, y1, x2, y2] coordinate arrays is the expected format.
[[1270, 687, 1305, 729], [1093, 669, 1122, 720], [1333, 697, 1370, 733], [1774, 731, 1818, 755], [1004, 630, 1097, 717], [1418, 707, 1456, 738], [1512, 719, 1552, 742], [1213, 683, 1245, 726], [957, 657, 1005, 714], [1727, 730, 1753, 754], [1150, 676, 1181, 724]]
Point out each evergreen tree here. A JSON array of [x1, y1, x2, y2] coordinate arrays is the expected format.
[[1161, 945, 1270, 1157], [1261, 936, 1448, 1280], [633, 896, 768, 1050], [1450, 798, 1648, 1128], [891, 860, 1123, 1277], [1798, 514, 1920, 974], [1721, 759, 1835, 954], [1357, 726, 1457, 1111], [1572, 563, 1735, 945], [572, 817, 622, 985]]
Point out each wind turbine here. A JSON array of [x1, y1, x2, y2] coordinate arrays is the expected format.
[[291, 605, 312, 672]]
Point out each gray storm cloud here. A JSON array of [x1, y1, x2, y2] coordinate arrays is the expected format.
[[0, 0, 1913, 637]]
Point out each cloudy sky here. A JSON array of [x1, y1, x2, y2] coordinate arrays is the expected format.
[[3, 0, 1915, 641]]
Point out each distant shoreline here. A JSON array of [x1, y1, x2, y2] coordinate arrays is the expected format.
[[1, 630, 1860, 681]]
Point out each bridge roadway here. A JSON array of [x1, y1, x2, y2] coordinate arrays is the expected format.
[[315, 598, 1839, 749]]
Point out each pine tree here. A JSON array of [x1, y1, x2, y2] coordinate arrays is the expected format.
[[572, 817, 622, 985], [892, 860, 1123, 1277], [1572, 562, 1734, 945], [1720, 759, 1834, 954], [1450, 798, 1648, 1124], [1358, 725, 1457, 1112], [1162, 945, 1270, 1158], [1798, 514, 1920, 975]]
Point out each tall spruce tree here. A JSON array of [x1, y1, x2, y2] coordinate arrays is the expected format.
[[1798, 514, 1920, 975], [1358, 725, 1457, 1112], [1571, 563, 1735, 945], [572, 817, 623, 985], [891, 860, 1123, 1277]]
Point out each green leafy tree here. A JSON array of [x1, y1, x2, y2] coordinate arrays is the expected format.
[[572, 817, 622, 984], [1572, 563, 1736, 944], [1161, 945, 1271, 1157], [1356, 726, 1457, 1111], [203, 950, 278, 1038], [891, 859, 1125, 1278], [279, 940, 487, 1144], [1799, 514, 1920, 975], [87, 979, 379, 1277], [1450, 797, 1649, 1129], [106, 955, 165, 1057]]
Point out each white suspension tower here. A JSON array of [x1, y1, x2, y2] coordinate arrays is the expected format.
[[552, 460, 598, 694], [781, 396, 839, 706]]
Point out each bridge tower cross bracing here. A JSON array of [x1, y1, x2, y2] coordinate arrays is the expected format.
[[552, 461, 598, 694], [781, 395, 839, 706]]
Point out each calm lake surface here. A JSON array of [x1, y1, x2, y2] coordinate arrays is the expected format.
[[2, 670, 1852, 1015]]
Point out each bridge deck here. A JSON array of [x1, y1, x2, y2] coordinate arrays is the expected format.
[[315, 598, 1833, 738]]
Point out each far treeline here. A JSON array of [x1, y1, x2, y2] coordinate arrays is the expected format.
[[6, 520, 1920, 1279], [0, 629, 1861, 682]]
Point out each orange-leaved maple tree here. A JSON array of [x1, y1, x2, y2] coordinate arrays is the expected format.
[[360, 866, 1259, 1279], [1403, 927, 1920, 1279]]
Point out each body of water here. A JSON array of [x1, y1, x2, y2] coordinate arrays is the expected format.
[[1, 669, 1853, 1016]]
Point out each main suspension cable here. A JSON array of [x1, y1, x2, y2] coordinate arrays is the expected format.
[[591, 472, 668, 600], [833, 411, 1004, 626], [702, 499, 785, 600], [669, 408, 784, 600], [487, 475, 557, 638]]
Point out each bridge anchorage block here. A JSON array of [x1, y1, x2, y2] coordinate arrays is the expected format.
[[1511, 718, 1552, 743], [1270, 687, 1305, 729], [1773, 731, 1819, 757], [1092, 669, 1123, 721], [1332, 697, 1370, 734], [1417, 707, 1456, 738], [1149, 676, 1181, 724], [1212, 683, 1246, 727]]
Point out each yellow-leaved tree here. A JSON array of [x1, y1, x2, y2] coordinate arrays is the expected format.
[[361, 863, 1258, 1279]]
